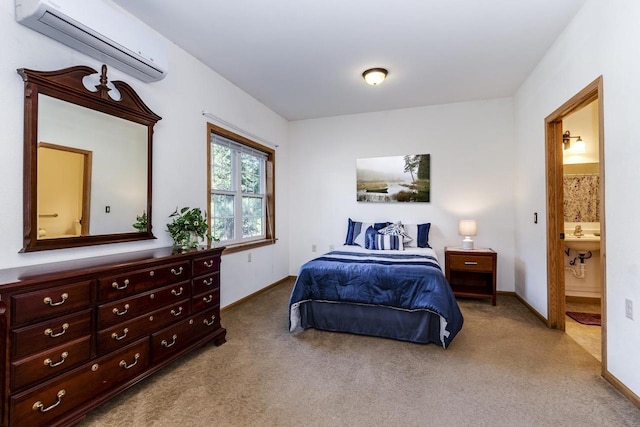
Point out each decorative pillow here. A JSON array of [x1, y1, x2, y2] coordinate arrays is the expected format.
[[379, 222, 413, 244], [373, 233, 403, 250], [402, 222, 431, 248], [345, 219, 391, 246], [361, 226, 403, 250], [364, 226, 379, 249], [344, 218, 362, 245]]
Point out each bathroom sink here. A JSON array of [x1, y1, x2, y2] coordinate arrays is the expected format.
[[564, 234, 600, 253]]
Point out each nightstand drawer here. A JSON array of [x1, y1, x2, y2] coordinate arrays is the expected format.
[[448, 254, 493, 272]]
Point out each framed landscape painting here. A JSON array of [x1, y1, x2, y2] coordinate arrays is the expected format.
[[356, 154, 430, 202]]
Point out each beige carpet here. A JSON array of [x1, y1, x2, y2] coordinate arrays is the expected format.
[[81, 279, 640, 426]]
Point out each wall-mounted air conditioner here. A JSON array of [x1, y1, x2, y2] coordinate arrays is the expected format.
[[15, 0, 168, 82]]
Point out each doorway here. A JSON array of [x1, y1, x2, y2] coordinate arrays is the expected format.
[[37, 142, 92, 238], [545, 76, 606, 372]]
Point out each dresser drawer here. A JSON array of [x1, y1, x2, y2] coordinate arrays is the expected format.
[[151, 307, 220, 362], [97, 281, 191, 329], [11, 336, 91, 391], [12, 309, 92, 359], [97, 260, 191, 302], [12, 280, 92, 325], [97, 299, 190, 355], [448, 254, 494, 272], [192, 271, 220, 295], [10, 339, 149, 427], [192, 254, 221, 277], [192, 290, 220, 313]]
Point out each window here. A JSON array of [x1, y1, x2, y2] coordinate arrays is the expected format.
[[208, 123, 275, 250]]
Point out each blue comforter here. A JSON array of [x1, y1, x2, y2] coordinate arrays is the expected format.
[[289, 248, 464, 347]]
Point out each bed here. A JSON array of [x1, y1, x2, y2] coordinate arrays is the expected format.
[[289, 225, 464, 348]]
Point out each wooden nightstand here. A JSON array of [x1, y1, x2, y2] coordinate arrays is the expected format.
[[445, 247, 497, 305]]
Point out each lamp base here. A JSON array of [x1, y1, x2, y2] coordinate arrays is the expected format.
[[461, 237, 474, 250]]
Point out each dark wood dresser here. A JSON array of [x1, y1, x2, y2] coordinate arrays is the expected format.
[[0, 246, 226, 427]]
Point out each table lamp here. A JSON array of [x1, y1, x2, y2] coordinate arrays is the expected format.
[[459, 220, 477, 250]]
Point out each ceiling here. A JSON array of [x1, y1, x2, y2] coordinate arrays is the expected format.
[[112, 0, 587, 121]]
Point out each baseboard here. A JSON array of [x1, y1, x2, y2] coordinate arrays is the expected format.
[[513, 293, 639, 410], [221, 276, 295, 313], [603, 370, 640, 410], [566, 295, 601, 304], [513, 292, 549, 326]]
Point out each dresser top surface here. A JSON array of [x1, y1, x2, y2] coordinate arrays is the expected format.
[[0, 246, 224, 289]]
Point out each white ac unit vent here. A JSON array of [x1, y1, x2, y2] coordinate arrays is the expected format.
[[15, 0, 168, 82]]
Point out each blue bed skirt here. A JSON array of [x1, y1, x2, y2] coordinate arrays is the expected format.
[[296, 300, 445, 345]]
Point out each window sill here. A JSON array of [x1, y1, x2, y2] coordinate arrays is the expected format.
[[219, 238, 276, 255]]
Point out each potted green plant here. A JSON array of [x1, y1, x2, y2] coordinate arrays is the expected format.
[[166, 207, 212, 251], [132, 211, 147, 232]]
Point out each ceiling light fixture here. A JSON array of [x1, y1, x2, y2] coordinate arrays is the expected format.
[[362, 68, 388, 86]]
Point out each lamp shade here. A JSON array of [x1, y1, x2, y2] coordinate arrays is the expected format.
[[572, 138, 586, 153], [458, 220, 477, 237]]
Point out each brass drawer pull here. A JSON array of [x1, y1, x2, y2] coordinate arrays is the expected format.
[[119, 352, 140, 370], [43, 293, 68, 307], [44, 351, 69, 368], [171, 307, 183, 317], [112, 279, 130, 290], [203, 315, 216, 327], [171, 267, 184, 276], [44, 323, 69, 338], [112, 304, 130, 316], [171, 287, 184, 296], [202, 295, 213, 304], [111, 328, 129, 341], [203, 278, 214, 286], [161, 334, 178, 348], [203, 260, 214, 268], [464, 261, 478, 265], [32, 389, 65, 412]]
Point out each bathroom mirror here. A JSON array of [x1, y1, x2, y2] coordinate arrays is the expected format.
[[18, 65, 161, 252]]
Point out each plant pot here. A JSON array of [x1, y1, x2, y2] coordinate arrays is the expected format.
[[173, 231, 200, 252]]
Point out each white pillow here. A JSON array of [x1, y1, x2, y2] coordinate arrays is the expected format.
[[353, 223, 374, 247], [399, 223, 418, 246]]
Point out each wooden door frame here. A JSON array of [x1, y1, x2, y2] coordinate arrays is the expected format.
[[38, 142, 93, 235], [545, 76, 605, 372]]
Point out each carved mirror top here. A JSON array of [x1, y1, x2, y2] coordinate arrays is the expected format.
[[18, 65, 161, 252], [18, 65, 161, 124]]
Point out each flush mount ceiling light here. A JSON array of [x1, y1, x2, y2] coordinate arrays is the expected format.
[[362, 68, 388, 86]]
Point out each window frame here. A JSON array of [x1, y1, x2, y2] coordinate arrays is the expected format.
[[207, 123, 276, 254]]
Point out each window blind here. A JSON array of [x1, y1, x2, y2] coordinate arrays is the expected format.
[[210, 133, 268, 160]]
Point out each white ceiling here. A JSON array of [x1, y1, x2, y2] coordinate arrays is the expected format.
[[112, 0, 586, 121]]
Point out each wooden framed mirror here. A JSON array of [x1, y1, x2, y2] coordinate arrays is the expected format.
[[18, 65, 161, 252]]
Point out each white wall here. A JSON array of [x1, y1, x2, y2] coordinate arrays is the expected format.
[[0, 1, 290, 306], [514, 0, 640, 396], [288, 98, 516, 291]]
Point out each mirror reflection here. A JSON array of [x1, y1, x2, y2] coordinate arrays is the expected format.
[[37, 94, 148, 240], [19, 64, 160, 252]]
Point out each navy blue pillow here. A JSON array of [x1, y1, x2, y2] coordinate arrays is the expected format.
[[364, 226, 379, 250], [345, 219, 391, 245], [344, 218, 359, 245], [416, 223, 431, 248]]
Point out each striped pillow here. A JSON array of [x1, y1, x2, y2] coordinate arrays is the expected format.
[[373, 233, 403, 250], [379, 222, 413, 244]]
